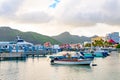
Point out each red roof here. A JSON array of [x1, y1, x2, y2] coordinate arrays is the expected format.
[[108, 39, 116, 44]]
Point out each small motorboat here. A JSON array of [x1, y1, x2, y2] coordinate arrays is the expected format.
[[80, 52, 94, 59], [49, 51, 93, 65], [94, 50, 109, 57], [50, 58, 92, 65]]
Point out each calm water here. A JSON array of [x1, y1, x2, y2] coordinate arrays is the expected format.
[[0, 52, 120, 80]]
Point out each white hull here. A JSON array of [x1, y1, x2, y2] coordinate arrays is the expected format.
[[52, 59, 92, 65]]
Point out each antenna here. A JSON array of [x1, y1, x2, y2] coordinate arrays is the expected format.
[[16, 36, 20, 40]]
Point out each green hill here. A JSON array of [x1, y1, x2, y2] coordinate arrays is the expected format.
[[52, 32, 98, 44], [0, 27, 60, 44]]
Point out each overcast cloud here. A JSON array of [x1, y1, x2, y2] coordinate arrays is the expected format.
[[0, 0, 120, 25], [0, 0, 24, 16], [0, 0, 120, 36], [16, 11, 53, 23], [54, 0, 120, 26]]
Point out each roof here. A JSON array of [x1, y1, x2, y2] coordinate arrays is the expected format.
[[108, 39, 116, 44]]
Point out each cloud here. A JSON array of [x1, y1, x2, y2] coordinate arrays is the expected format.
[[0, 0, 53, 24], [55, 0, 120, 26], [16, 11, 53, 23], [101, 0, 120, 25], [70, 23, 120, 37], [0, 0, 24, 16], [1, 0, 120, 26]]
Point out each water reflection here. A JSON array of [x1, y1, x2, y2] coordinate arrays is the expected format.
[[51, 64, 92, 72], [1, 52, 120, 80]]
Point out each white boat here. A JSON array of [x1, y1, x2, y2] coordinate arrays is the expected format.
[[94, 49, 109, 57], [51, 58, 92, 65], [12, 36, 33, 52]]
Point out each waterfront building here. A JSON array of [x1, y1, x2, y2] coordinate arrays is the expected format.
[[106, 32, 119, 43], [119, 37, 120, 44], [44, 42, 52, 47], [60, 44, 70, 49], [70, 43, 82, 49]]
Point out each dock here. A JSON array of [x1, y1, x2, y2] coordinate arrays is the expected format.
[[0, 52, 25, 60], [0, 50, 54, 61], [24, 50, 50, 57]]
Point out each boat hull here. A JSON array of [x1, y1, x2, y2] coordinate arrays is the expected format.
[[51, 59, 92, 65]]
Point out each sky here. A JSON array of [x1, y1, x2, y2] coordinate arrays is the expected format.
[[0, 0, 120, 37]]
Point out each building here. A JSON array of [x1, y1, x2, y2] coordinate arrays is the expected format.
[[119, 37, 120, 44], [106, 32, 119, 43], [44, 42, 52, 47]]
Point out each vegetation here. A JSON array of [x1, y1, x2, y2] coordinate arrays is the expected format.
[[84, 43, 91, 47], [84, 39, 113, 47], [116, 44, 120, 48], [0, 27, 61, 44]]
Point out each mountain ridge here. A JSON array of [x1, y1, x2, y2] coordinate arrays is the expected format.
[[0, 27, 60, 44], [0, 27, 98, 44], [52, 31, 98, 43]]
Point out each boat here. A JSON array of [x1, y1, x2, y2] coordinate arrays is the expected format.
[[49, 51, 93, 65], [51, 58, 92, 65], [80, 47, 109, 58], [11, 36, 34, 52], [0, 36, 34, 53], [94, 49, 109, 57], [80, 52, 94, 59]]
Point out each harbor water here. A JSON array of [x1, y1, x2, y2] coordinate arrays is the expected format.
[[0, 52, 120, 80]]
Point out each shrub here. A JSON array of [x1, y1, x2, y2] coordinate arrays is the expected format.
[[116, 44, 120, 48]]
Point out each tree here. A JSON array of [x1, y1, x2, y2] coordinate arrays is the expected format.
[[84, 43, 91, 47], [116, 44, 120, 48], [116, 44, 120, 53]]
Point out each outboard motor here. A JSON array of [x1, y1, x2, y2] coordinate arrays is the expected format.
[[50, 59, 54, 65], [51, 59, 54, 63]]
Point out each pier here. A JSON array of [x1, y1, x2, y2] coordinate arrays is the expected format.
[[0, 52, 46, 61], [0, 49, 56, 61], [24, 50, 51, 57], [0, 52, 25, 60]]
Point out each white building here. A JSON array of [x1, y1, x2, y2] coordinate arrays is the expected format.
[[119, 37, 120, 44], [106, 32, 119, 43]]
